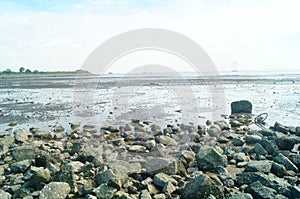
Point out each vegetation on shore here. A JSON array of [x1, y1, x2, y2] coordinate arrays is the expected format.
[[0, 67, 91, 76]]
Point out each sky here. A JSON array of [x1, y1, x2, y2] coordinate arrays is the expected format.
[[0, 0, 300, 73]]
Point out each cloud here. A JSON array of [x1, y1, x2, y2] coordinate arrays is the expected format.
[[0, 0, 299, 72]]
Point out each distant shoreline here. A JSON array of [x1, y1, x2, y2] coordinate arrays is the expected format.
[[0, 70, 92, 78]]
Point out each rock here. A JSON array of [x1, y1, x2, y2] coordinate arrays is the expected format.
[[0, 190, 11, 199], [10, 159, 32, 173], [254, 143, 268, 156], [35, 151, 56, 167], [236, 172, 291, 197], [11, 145, 36, 161], [182, 174, 224, 199], [54, 126, 65, 132], [295, 127, 300, 136], [14, 130, 31, 143], [39, 182, 71, 199], [207, 125, 221, 138], [290, 186, 300, 199], [145, 157, 177, 175], [162, 181, 176, 194], [94, 184, 117, 199], [69, 161, 84, 173], [109, 160, 142, 174], [153, 173, 177, 187], [289, 154, 300, 168], [214, 120, 230, 130], [226, 193, 253, 199], [274, 122, 290, 134], [95, 170, 116, 185], [231, 100, 252, 114], [8, 121, 17, 126], [140, 189, 152, 199], [245, 181, 276, 199], [245, 161, 272, 173], [274, 153, 299, 172], [12, 187, 30, 198], [70, 122, 80, 130], [53, 164, 76, 190], [231, 138, 245, 146], [259, 130, 275, 137], [232, 152, 249, 163], [259, 139, 279, 156], [27, 168, 51, 186], [196, 147, 227, 171], [245, 134, 262, 144], [153, 194, 166, 199], [271, 162, 287, 177], [275, 136, 295, 150], [156, 135, 177, 146], [129, 145, 147, 153]]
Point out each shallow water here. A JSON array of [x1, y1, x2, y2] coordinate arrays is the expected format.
[[0, 71, 299, 132]]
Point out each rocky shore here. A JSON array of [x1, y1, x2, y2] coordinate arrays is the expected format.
[[1, 105, 300, 198]]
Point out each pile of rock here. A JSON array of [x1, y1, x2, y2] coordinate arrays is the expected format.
[[0, 116, 300, 198]]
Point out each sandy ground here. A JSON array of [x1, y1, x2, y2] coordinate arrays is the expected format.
[[0, 72, 299, 131]]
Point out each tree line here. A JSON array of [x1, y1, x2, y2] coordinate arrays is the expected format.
[[1, 67, 38, 74]]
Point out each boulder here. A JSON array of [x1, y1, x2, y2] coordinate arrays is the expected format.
[[231, 100, 252, 114], [245, 181, 276, 199], [196, 147, 227, 171], [10, 159, 32, 173], [275, 136, 295, 150], [274, 154, 298, 172], [274, 122, 290, 134], [245, 161, 272, 173], [94, 184, 117, 199], [39, 182, 71, 199], [182, 174, 224, 199]]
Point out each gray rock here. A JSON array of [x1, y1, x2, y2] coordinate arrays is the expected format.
[[290, 186, 300, 199], [39, 182, 71, 199], [14, 130, 31, 143], [129, 145, 147, 153], [276, 136, 295, 150], [10, 159, 32, 173], [214, 120, 230, 130], [156, 135, 177, 146], [196, 147, 227, 171], [274, 122, 289, 134], [271, 162, 287, 177], [245, 161, 272, 173], [182, 174, 224, 199], [289, 154, 300, 168], [109, 160, 141, 174], [53, 163, 76, 190], [231, 138, 245, 146], [11, 146, 36, 161], [140, 189, 152, 199], [226, 193, 253, 199], [145, 157, 177, 175], [153, 194, 166, 199], [231, 100, 252, 114], [259, 139, 279, 156], [236, 172, 291, 197], [95, 170, 116, 185], [27, 168, 51, 186], [274, 153, 298, 172], [245, 181, 276, 199], [232, 152, 249, 163], [162, 181, 176, 194], [207, 125, 221, 138], [245, 134, 262, 144], [254, 143, 268, 156], [12, 187, 30, 198], [0, 134, 14, 155], [0, 190, 11, 199], [94, 184, 117, 199], [153, 173, 177, 187]]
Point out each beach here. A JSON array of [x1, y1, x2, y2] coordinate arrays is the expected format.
[[0, 71, 300, 198]]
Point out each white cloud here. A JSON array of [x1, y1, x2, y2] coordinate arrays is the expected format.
[[0, 0, 299, 72]]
